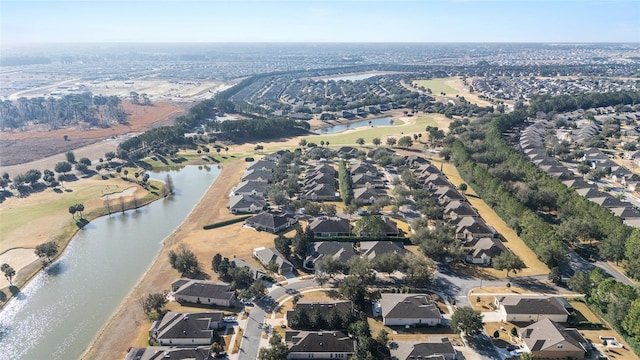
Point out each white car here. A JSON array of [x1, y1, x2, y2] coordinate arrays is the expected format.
[[223, 316, 236, 323]]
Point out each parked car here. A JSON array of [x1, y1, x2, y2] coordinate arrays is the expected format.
[[223, 316, 236, 323]]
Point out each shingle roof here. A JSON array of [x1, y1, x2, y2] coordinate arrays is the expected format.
[[309, 217, 351, 234], [380, 294, 441, 320], [229, 194, 266, 210], [152, 312, 222, 341], [233, 180, 268, 195], [253, 247, 293, 273], [521, 318, 587, 354], [125, 346, 212, 360], [286, 331, 355, 353], [171, 279, 235, 301], [497, 296, 569, 316], [246, 211, 292, 231]]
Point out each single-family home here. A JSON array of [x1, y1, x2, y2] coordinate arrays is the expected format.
[[382, 217, 400, 237], [245, 211, 297, 233], [495, 296, 570, 323], [465, 237, 507, 265], [303, 183, 337, 201], [231, 180, 268, 197], [336, 146, 358, 159], [246, 159, 277, 172], [520, 318, 591, 359], [380, 293, 442, 326], [352, 173, 384, 188], [308, 217, 351, 237], [443, 200, 478, 219], [149, 311, 223, 346], [360, 241, 406, 260], [455, 217, 496, 240], [253, 247, 294, 275], [241, 169, 273, 183], [353, 187, 385, 205], [125, 346, 212, 360], [286, 331, 356, 360], [171, 279, 236, 307], [231, 258, 266, 280], [304, 241, 356, 270], [390, 338, 457, 360], [229, 194, 267, 214]]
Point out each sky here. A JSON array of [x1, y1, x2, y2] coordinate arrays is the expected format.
[[1, 0, 639, 44]]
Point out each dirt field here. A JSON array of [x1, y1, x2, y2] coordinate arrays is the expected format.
[[0, 101, 185, 169]]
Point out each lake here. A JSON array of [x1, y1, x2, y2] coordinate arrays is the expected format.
[[0, 165, 220, 360]]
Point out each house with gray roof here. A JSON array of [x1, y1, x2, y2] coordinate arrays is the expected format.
[[253, 247, 294, 275], [390, 338, 457, 360], [352, 173, 384, 188], [520, 318, 590, 360], [495, 296, 569, 322], [149, 311, 223, 346], [231, 180, 268, 197], [465, 237, 507, 265], [303, 183, 337, 201], [125, 346, 212, 360], [246, 211, 297, 233], [241, 169, 273, 183], [171, 279, 236, 307], [444, 200, 479, 219], [231, 258, 266, 280], [286, 330, 355, 360], [229, 194, 266, 214], [246, 159, 277, 172], [380, 293, 442, 326], [304, 241, 355, 270], [454, 217, 496, 241], [354, 187, 386, 205], [308, 217, 351, 237]]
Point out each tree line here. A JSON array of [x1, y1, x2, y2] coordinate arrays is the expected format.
[[0, 92, 126, 130], [446, 96, 640, 276]]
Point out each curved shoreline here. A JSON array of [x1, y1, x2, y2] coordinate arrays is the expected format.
[[0, 180, 165, 310], [80, 165, 225, 359], [81, 159, 246, 359]]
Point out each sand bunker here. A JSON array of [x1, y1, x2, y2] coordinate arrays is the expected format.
[[101, 186, 138, 200]]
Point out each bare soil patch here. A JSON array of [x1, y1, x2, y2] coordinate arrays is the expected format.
[[0, 102, 185, 168]]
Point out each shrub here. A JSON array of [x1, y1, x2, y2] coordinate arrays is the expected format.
[[493, 330, 500, 339], [203, 216, 251, 230], [511, 327, 517, 336]]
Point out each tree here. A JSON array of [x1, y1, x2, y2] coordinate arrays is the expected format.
[[372, 137, 381, 147], [211, 253, 223, 272], [211, 342, 224, 355], [450, 307, 483, 337], [1, 263, 15, 285], [625, 228, 640, 279], [458, 183, 467, 193], [35, 241, 59, 264], [372, 251, 405, 276], [69, 204, 78, 219], [397, 136, 413, 149], [548, 266, 562, 285], [492, 252, 525, 277], [54, 161, 72, 176], [386, 137, 397, 146], [623, 298, 640, 338], [356, 138, 365, 146], [274, 235, 291, 259], [352, 215, 386, 239], [315, 255, 343, 278], [142, 292, 167, 315], [78, 157, 91, 166], [567, 271, 591, 294], [65, 151, 76, 163], [404, 253, 435, 287], [258, 333, 288, 360], [168, 244, 200, 275], [242, 279, 267, 299]]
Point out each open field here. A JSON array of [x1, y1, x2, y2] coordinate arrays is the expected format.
[[0, 101, 185, 169], [368, 317, 462, 344], [414, 78, 459, 95]]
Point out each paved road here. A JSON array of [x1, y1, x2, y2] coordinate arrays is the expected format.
[[562, 247, 635, 286], [238, 279, 316, 360]]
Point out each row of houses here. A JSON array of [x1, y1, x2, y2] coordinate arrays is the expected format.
[[229, 157, 280, 214], [494, 295, 592, 359], [405, 156, 507, 265], [521, 121, 640, 227], [282, 295, 454, 360]]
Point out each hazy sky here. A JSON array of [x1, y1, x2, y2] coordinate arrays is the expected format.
[[2, 0, 639, 44]]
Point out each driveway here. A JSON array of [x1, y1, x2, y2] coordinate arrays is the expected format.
[[237, 279, 316, 360]]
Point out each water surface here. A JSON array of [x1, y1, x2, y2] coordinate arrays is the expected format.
[[0, 165, 220, 360]]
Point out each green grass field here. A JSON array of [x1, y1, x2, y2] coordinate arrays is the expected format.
[[413, 77, 459, 95], [304, 116, 437, 146]]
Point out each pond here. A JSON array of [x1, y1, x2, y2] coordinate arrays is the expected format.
[[314, 116, 394, 134], [0, 165, 220, 360]]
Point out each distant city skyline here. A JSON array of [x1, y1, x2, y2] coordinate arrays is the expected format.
[[1, 0, 639, 45]]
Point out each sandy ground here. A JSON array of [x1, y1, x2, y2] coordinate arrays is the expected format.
[[444, 77, 495, 108], [101, 186, 137, 200], [0, 101, 185, 171]]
